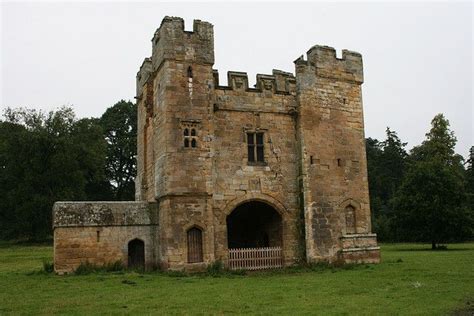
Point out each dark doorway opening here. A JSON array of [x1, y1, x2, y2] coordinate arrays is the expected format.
[[128, 239, 145, 269], [226, 201, 282, 249]]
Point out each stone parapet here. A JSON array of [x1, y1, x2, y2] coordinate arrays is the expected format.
[[151, 16, 214, 71], [295, 45, 363, 84], [213, 69, 296, 95]]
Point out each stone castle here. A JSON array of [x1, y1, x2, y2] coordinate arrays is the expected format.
[[52, 16, 380, 274]]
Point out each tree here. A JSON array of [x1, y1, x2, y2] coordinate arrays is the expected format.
[[99, 100, 137, 200], [465, 147, 474, 212], [0, 107, 108, 240], [392, 114, 472, 248], [379, 128, 407, 200], [366, 128, 407, 241]]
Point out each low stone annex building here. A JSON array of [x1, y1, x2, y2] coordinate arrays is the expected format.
[[53, 16, 380, 274]]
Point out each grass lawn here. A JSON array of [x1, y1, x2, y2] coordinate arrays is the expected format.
[[0, 242, 473, 315]]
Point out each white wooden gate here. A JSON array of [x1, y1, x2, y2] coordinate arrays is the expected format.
[[228, 247, 283, 270]]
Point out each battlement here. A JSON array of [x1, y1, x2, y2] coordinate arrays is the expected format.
[[136, 57, 152, 97], [213, 69, 296, 95], [150, 16, 214, 70], [295, 45, 363, 84]]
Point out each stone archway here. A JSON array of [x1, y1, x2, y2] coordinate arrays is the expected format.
[[226, 200, 282, 249]]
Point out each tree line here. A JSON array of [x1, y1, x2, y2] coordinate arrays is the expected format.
[[0, 103, 473, 246], [367, 115, 473, 248], [0, 101, 136, 240]]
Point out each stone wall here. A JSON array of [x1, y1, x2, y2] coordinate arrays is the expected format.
[[53, 202, 159, 274]]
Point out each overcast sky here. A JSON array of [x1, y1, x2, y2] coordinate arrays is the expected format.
[[1, 1, 472, 157]]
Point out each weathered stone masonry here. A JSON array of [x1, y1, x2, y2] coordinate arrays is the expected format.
[[53, 16, 380, 274]]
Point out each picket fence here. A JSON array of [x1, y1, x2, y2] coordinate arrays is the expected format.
[[228, 247, 283, 270]]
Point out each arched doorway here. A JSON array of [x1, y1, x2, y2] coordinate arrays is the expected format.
[[226, 201, 283, 270], [128, 239, 145, 269], [227, 201, 282, 249]]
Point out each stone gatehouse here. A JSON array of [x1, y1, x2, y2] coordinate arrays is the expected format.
[[53, 16, 380, 274]]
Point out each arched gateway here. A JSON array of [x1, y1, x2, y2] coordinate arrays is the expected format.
[[226, 201, 283, 270]]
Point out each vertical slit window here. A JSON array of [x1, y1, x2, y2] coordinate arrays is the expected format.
[[191, 129, 196, 136], [256, 133, 264, 162], [191, 139, 197, 148], [184, 138, 189, 148], [247, 133, 255, 162]]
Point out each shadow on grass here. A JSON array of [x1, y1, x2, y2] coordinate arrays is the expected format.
[[393, 247, 474, 252], [0, 239, 53, 248], [450, 297, 474, 316], [31, 259, 379, 279], [381, 243, 474, 252]]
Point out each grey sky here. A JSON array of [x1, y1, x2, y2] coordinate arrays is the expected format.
[[1, 1, 472, 157]]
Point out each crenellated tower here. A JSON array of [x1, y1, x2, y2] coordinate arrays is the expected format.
[[295, 46, 379, 263], [136, 17, 215, 202], [135, 17, 217, 267]]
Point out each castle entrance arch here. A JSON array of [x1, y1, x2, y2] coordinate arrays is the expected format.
[[226, 201, 283, 270]]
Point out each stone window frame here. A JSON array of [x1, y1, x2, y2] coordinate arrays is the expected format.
[[245, 129, 267, 166], [180, 120, 200, 149], [339, 198, 361, 235]]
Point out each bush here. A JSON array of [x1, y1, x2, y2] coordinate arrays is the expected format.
[[42, 261, 54, 273], [74, 261, 125, 275], [206, 260, 224, 276]]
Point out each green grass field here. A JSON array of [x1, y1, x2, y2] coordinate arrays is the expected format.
[[0, 242, 472, 315]]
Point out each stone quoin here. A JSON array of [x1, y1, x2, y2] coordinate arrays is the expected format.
[[53, 16, 380, 274]]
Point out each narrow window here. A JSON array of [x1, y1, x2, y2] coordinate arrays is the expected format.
[[191, 129, 196, 136], [310, 156, 314, 165], [187, 227, 203, 263], [191, 138, 197, 148], [184, 138, 189, 148], [256, 133, 264, 162], [184, 128, 189, 136], [345, 205, 356, 234], [247, 133, 255, 162], [337, 159, 342, 167], [187, 66, 193, 79]]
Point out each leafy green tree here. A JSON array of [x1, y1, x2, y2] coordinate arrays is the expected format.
[[392, 114, 472, 248], [99, 100, 137, 200], [0, 107, 108, 240]]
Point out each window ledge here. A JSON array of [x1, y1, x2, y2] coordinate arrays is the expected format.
[[247, 162, 267, 167]]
